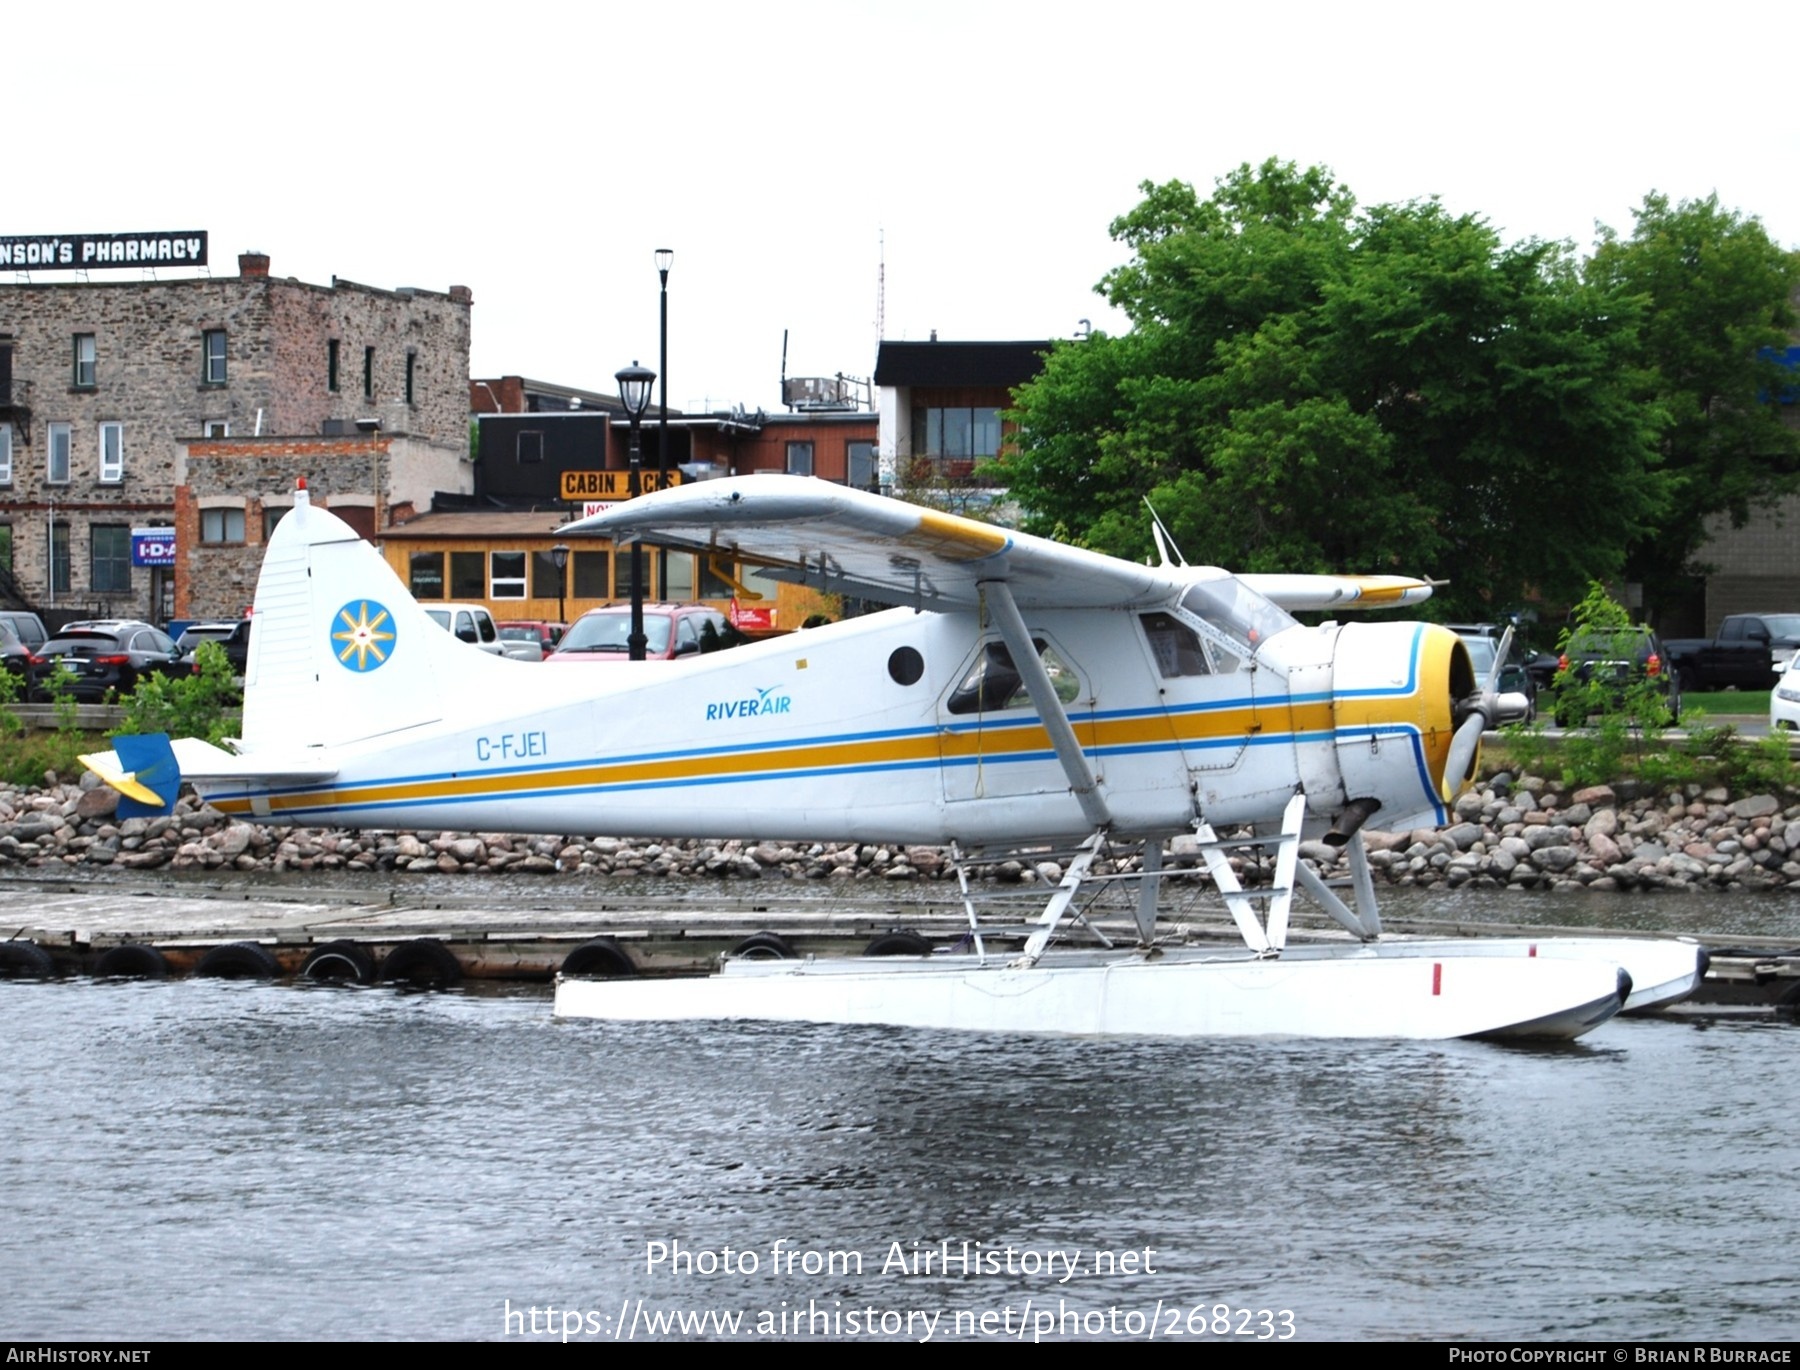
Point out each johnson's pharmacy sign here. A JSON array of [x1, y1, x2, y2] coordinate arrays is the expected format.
[[0, 232, 208, 270]]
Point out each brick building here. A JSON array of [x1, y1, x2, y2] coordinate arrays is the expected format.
[[0, 251, 472, 623]]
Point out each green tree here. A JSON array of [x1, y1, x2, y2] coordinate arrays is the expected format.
[[1585, 192, 1800, 611], [1002, 160, 1670, 619]]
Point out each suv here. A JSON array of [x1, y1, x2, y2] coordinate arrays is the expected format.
[[175, 620, 252, 675], [1553, 625, 1680, 727], [26, 621, 183, 701], [546, 604, 734, 663]]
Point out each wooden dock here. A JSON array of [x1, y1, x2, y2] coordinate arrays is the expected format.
[[1, 874, 1795, 1013]]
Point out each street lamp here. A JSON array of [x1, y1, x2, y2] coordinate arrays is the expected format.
[[655, 248, 673, 487], [550, 542, 569, 628], [615, 360, 657, 661]]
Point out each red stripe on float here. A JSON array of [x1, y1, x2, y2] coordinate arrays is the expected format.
[[1433, 962, 1442, 995], [1529, 944, 1537, 957]]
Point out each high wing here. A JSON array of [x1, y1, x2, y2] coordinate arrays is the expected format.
[[559, 475, 1170, 611], [559, 475, 1432, 613]]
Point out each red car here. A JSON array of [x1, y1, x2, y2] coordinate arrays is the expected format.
[[545, 604, 732, 662]]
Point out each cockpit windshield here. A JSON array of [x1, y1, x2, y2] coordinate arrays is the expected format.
[[1178, 578, 1298, 661]]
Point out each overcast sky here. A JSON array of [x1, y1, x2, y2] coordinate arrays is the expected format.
[[12, 1, 1795, 415]]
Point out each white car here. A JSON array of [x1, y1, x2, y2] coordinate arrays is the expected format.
[[1772, 660, 1800, 731], [423, 603, 534, 660]]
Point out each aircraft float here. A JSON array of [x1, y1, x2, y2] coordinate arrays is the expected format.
[[83, 475, 1706, 1040]]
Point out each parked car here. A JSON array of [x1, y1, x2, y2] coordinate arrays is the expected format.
[[1551, 625, 1681, 727], [1772, 660, 1800, 732], [0, 621, 31, 680], [26, 621, 184, 701], [0, 611, 49, 655], [496, 620, 566, 663], [1451, 627, 1538, 722], [175, 620, 252, 675], [1663, 612, 1795, 691], [423, 603, 508, 656], [546, 604, 733, 663]]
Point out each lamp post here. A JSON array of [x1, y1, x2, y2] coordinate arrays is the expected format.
[[550, 542, 569, 629], [614, 360, 656, 661], [655, 248, 672, 487]]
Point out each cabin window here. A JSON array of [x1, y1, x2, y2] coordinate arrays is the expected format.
[[660, 550, 694, 601], [410, 552, 445, 599], [450, 551, 486, 600], [1178, 579, 1296, 665], [531, 550, 565, 599], [491, 551, 526, 599], [1140, 611, 1212, 676], [946, 638, 1081, 715], [572, 550, 609, 600]]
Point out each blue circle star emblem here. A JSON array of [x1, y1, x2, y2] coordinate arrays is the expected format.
[[332, 600, 396, 672]]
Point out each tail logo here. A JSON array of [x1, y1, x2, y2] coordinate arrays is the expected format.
[[332, 600, 396, 672]]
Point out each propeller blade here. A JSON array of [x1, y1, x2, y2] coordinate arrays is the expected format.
[[1442, 710, 1487, 796]]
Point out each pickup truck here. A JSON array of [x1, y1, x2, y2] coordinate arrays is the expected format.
[[1664, 613, 1800, 690]]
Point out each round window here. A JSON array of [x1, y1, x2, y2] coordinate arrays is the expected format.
[[887, 646, 924, 686]]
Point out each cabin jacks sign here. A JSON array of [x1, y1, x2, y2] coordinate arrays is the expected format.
[[0, 232, 208, 271]]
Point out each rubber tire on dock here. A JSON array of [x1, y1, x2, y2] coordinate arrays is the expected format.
[[93, 943, 171, 979], [300, 941, 376, 984], [195, 941, 280, 979], [378, 938, 463, 988], [863, 930, 934, 957], [729, 931, 798, 961], [560, 938, 637, 978], [0, 940, 56, 978]]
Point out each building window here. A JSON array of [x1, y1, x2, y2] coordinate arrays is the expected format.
[[264, 507, 288, 540], [98, 422, 124, 483], [49, 523, 70, 595], [91, 524, 131, 593], [202, 330, 228, 385], [490, 551, 526, 599], [847, 440, 876, 490], [200, 507, 246, 543], [786, 441, 814, 476], [327, 339, 340, 393], [363, 346, 375, 400], [204, 420, 230, 438], [0, 525, 11, 571], [409, 552, 445, 599], [912, 406, 1001, 460], [660, 551, 695, 601], [531, 550, 565, 600], [450, 550, 485, 599], [47, 423, 71, 484], [0, 423, 11, 484], [405, 351, 417, 405], [73, 334, 96, 389], [572, 550, 609, 600]]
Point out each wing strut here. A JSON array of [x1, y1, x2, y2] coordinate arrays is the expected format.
[[979, 579, 1111, 831]]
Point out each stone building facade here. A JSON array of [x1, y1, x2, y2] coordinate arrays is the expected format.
[[0, 252, 472, 623]]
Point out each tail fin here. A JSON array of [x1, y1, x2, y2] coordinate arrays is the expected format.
[[240, 485, 456, 750]]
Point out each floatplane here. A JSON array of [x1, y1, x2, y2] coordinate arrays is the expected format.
[[82, 475, 1705, 1040]]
